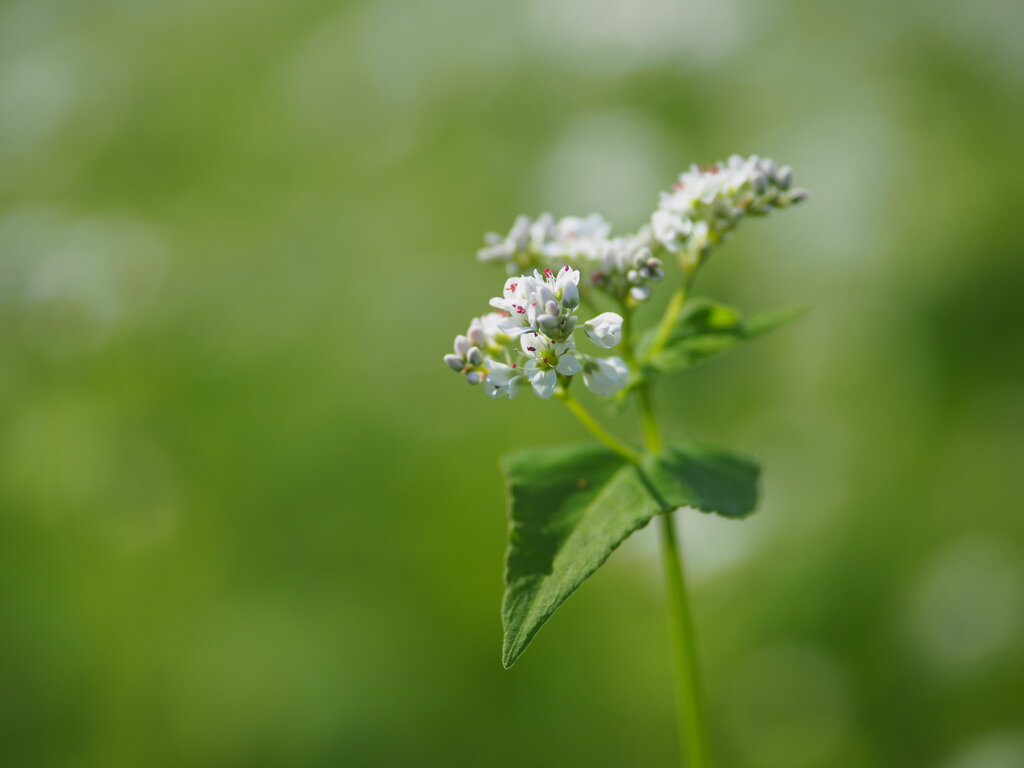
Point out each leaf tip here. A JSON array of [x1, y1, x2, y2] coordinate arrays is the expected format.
[[501, 641, 521, 669]]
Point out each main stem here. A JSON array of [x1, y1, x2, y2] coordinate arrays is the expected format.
[[638, 380, 710, 768], [657, 510, 711, 768]]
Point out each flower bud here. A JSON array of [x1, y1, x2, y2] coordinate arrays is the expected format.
[[467, 325, 485, 347], [787, 188, 808, 204], [444, 354, 464, 371], [584, 312, 624, 348], [538, 313, 560, 332], [776, 166, 793, 189], [466, 371, 482, 385], [545, 300, 560, 316], [467, 346, 484, 366], [560, 280, 580, 309], [630, 285, 652, 302]]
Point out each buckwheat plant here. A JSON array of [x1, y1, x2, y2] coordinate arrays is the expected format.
[[446, 155, 807, 768]]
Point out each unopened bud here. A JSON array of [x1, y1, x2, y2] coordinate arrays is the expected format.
[[776, 166, 793, 189], [786, 187, 808, 204], [467, 346, 484, 366], [466, 371, 482, 385], [752, 172, 768, 195], [444, 354, 464, 371], [630, 285, 652, 302], [538, 313, 560, 331], [545, 300, 560, 316], [560, 281, 580, 309]]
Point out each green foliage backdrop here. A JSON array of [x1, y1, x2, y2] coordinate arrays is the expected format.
[[1, 1, 1023, 766]]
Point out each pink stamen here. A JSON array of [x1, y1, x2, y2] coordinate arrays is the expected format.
[[527, 347, 536, 352], [563, 265, 570, 271], [543, 268, 553, 278], [515, 306, 526, 314]]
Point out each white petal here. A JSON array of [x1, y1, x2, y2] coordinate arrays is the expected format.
[[583, 357, 629, 396], [485, 363, 515, 386], [530, 369, 556, 399], [556, 353, 582, 376], [520, 332, 544, 356]]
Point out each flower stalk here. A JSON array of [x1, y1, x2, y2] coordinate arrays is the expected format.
[[444, 153, 808, 768]]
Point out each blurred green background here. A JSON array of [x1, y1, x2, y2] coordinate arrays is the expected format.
[[2, 0, 1023, 766]]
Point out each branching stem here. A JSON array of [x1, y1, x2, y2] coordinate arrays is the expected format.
[[558, 389, 641, 464]]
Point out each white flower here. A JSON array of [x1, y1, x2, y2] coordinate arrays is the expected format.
[[653, 155, 807, 255], [584, 312, 624, 348], [520, 332, 582, 399], [581, 356, 629, 396], [467, 312, 511, 352], [489, 266, 581, 339], [478, 215, 532, 270], [485, 362, 525, 399], [651, 209, 690, 252], [541, 214, 612, 262], [528, 214, 557, 251], [479, 214, 566, 274]]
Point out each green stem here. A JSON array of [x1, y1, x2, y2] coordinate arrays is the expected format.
[[646, 285, 686, 363], [638, 385, 663, 456], [638, 382, 711, 768], [559, 389, 641, 464], [658, 512, 711, 768], [645, 269, 695, 364]]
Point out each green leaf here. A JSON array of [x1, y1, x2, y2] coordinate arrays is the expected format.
[[644, 299, 809, 374], [500, 440, 762, 666], [642, 440, 761, 519], [501, 443, 661, 668]]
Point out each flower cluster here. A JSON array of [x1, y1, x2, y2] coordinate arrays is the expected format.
[[651, 154, 808, 260], [452, 154, 806, 404], [587, 226, 665, 303], [445, 265, 629, 400], [478, 213, 665, 305]]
